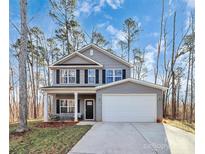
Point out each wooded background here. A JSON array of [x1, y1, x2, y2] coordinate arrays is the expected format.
[[10, 0, 195, 126]]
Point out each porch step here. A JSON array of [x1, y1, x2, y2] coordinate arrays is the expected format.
[[77, 121, 96, 126]]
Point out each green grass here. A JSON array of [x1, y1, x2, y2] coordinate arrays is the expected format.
[[163, 119, 195, 134], [10, 121, 92, 154]]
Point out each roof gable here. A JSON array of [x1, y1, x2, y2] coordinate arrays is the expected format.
[[51, 52, 103, 66], [96, 78, 168, 91], [79, 44, 132, 67]]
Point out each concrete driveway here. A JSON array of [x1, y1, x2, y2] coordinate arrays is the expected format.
[[69, 123, 195, 154]]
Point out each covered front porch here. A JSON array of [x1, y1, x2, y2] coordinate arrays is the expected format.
[[42, 87, 96, 122]]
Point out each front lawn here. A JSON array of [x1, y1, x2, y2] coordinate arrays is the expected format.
[[163, 119, 195, 134], [10, 120, 92, 154]]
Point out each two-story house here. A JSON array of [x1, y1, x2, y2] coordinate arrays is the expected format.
[[41, 44, 167, 122]]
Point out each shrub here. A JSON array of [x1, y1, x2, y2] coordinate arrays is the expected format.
[[49, 114, 60, 121]]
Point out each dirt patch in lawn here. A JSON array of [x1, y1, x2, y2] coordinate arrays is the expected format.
[[10, 129, 31, 140], [35, 121, 78, 128]]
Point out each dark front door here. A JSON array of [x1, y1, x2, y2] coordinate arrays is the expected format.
[[85, 100, 94, 120]]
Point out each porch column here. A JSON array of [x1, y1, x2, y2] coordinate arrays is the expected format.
[[50, 95, 54, 114], [74, 92, 78, 122], [44, 92, 48, 122]]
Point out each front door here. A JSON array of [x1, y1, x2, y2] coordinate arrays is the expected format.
[[85, 100, 94, 120]]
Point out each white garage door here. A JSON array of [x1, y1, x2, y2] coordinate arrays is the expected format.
[[102, 94, 157, 122]]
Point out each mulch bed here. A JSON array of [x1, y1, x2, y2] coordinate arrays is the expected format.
[[35, 121, 78, 128]]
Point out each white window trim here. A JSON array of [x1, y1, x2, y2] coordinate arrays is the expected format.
[[59, 99, 75, 114], [88, 69, 96, 84], [60, 69, 76, 84], [106, 69, 122, 83]]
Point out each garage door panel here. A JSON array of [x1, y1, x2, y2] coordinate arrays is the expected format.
[[102, 94, 157, 122]]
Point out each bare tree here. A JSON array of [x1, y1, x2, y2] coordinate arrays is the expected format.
[[91, 30, 109, 47], [190, 13, 195, 123], [171, 10, 177, 119], [175, 67, 183, 118], [155, 0, 164, 84], [118, 40, 127, 59], [122, 18, 140, 62], [49, 0, 77, 54], [132, 48, 147, 80], [16, 0, 28, 132]]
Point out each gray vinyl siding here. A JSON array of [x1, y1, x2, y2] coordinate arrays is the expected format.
[[63, 56, 91, 64], [82, 48, 131, 78], [51, 47, 131, 86], [96, 81, 163, 122]]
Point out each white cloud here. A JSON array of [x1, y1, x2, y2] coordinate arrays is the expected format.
[[150, 32, 159, 37], [80, 1, 92, 13], [183, 0, 195, 9], [106, 25, 126, 41], [94, 0, 124, 12], [145, 44, 157, 53], [133, 16, 142, 28], [106, 0, 124, 9], [75, 0, 124, 17], [74, 0, 93, 17], [74, 10, 80, 17], [106, 25, 126, 51], [96, 21, 109, 28], [94, 0, 106, 12], [104, 14, 113, 20], [106, 25, 117, 34], [144, 44, 156, 71], [144, 44, 157, 82]]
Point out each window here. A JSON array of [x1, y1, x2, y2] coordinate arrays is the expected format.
[[60, 99, 75, 113], [88, 69, 95, 84], [60, 69, 67, 83], [60, 69, 76, 84], [106, 69, 122, 83], [68, 69, 76, 83]]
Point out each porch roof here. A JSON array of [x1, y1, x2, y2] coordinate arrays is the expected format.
[[40, 86, 96, 94]]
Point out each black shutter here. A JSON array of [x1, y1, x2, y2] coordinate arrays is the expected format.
[[76, 70, 80, 84], [122, 69, 126, 79], [96, 69, 99, 84], [78, 99, 80, 113], [85, 69, 88, 84], [56, 69, 60, 84], [56, 99, 60, 114], [102, 69, 106, 84]]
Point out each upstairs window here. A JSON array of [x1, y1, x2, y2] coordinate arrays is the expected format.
[[88, 69, 95, 84], [106, 69, 122, 83], [60, 69, 76, 84]]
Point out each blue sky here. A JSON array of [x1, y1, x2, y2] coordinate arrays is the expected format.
[[9, 0, 195, 82]]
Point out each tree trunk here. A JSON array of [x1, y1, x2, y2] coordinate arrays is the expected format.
[[31, 60, 37, 119], [36, 54, 39, 117], [190, 13, 195, 123], [127, 30, 130, 63], [155, 0, 164, 84], [182, 101, 186, 121], [16, 0, 28, 132], [9, 68, 15, 122], [184, 48, 191, 121], [171, 11, 177, 120], [190, 51, 194, 123], [176, 78, 180, 119]]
